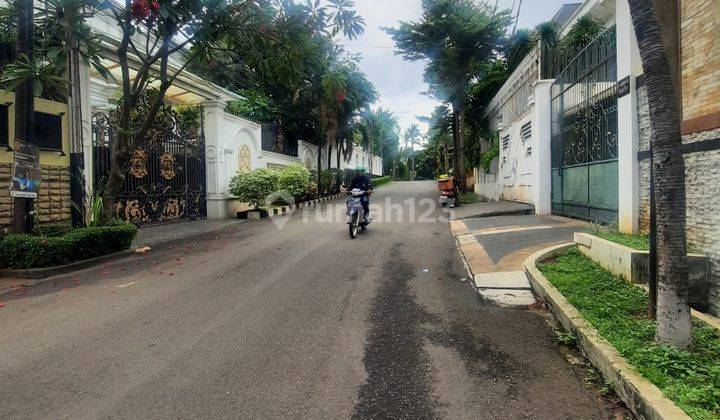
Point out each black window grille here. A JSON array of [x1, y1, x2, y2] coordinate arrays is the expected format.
[[501, 134, 510, 150], [521, 122, 532, 142], [34, 111, 63, 152]]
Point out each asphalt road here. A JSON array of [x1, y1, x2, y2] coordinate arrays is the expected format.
[[0, 181, 620, 419]]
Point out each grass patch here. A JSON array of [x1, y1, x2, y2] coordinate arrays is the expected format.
[[538, 249, 720, 420], [459, 192, 479, 204], [595, 231, 649, 251]]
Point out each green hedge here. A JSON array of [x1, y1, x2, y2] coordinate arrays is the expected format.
[[0, 222, 138, 269], [373, 176, 391, 187]]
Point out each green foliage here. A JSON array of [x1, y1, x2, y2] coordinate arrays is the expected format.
[[562, 16, 603, 52], [175, 105, 202, 136], [189, 0, 373, 162], [372, 176, 391, 187], [538, 249, 720, 419], [32, 223, 72, 237], [554, 328, 578, 347], [278, 164, 310, 198], [317, 170, 334, 195], [479, 133, 499, 173], [71, 170, 105, 228], [0, 222, 137, 269], [0, 0, 109, 99], [229, 168, 280, 209], [458, 192, 478, 204], [226, 90, 278, 123], [595, 231, 650, 251], [386, 0, 511, 106]]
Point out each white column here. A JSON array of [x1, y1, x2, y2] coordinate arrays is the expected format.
[[616, 1, 643, 233], [532, 80, 553, 215], [203, 101, 228, 219]]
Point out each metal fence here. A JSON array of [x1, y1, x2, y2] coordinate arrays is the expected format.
[[550, 26, 619, 224], [91, 95, 207, 225], [486, 47, 540, 130]]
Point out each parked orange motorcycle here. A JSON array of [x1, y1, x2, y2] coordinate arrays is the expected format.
[[437, 175, 459, 207]]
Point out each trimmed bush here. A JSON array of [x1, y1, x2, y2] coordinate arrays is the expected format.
[[278, 164, 310, 199], [229, 168, 280, 209], [317, 170, 334, 195], [372, 176, 391, 187], [304, 181, 319, 201], [0, 222, 138, 269]]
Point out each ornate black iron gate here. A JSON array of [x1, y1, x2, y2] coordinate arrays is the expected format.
[[92, 95, 206, 225], [550, 27, 619, 224]]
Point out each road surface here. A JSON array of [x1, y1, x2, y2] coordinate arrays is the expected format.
[[0, 181, 621, 419]]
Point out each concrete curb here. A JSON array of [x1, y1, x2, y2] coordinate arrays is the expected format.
[[523, 243, 690, 420], [453, 207, 534, 220], [0, 250, 133, 281]]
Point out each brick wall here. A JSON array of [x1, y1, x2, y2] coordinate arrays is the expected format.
[[0, 162, 72, 230], [638, 83, 720, 315], [680, 0, 720, 122]]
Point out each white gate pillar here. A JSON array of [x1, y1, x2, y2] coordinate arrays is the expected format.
[[532, 80, 554, 215], [203, 101, 228, 219], [616, 1, 643, 233]]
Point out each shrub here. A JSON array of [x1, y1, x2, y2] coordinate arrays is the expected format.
[[229, 168, 279, 209], [33, 223, 72, 237], [317, 170, 334, 195], [0, 222, 138, 269], [304, 181, 318, 201], [372, 176, 391, 187], [278, 164, 310, 198]]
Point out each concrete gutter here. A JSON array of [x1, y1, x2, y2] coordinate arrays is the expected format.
[[523, 243, 691, 420]]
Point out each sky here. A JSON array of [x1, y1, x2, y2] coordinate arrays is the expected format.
[[341, 0, 571, 137]]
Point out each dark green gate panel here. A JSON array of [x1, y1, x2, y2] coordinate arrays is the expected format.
[[550, 26, 619, 224]]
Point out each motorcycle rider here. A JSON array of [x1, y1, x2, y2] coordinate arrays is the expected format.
[[349, 166, 373, 222]]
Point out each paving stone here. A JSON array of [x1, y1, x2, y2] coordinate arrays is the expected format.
[[474, 271, 530, 289], [478, 289, 536, 307]]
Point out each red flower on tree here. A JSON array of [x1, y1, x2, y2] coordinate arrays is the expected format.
[[336, 90, 346, 103], [131, 0, 151, 19]]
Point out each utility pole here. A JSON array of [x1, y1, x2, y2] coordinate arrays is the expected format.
[[12, 0, 35, 234], [69, 42, 86, 227]]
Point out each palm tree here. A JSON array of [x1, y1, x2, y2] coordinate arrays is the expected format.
[[627, 0, 691, 348], [404, 124, 422, 180]]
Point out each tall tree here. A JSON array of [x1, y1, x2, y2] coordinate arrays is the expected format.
[[92, 0, 266, 218], [627, 0, 690, 348], [386, 0, 510, 193], [403, 124, 421, 180]]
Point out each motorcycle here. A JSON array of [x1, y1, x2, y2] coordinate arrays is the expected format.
[[437, 175, 458, 207], [346, 188, 370, 239]]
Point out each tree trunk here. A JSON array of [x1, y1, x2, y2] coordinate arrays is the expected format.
[[102, 143, 128, 221], [452, 102, 467, 194], [628, 0, 691, 348], [327, 142, 332, 171], [317, 140, 323, 188]]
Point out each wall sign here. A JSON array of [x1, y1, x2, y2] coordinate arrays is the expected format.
[[618, 76, 631, 98], [10, 139, 41, 198]]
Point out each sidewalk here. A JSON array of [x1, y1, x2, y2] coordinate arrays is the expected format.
[[449, 199, 534, 220], [131, 218, 246, 248], [450, 213, 588, 307]]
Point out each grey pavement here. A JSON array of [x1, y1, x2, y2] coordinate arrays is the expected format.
[[0, 181, 624, 419], [450, 198, 534, 220], [131, 218, 246, 249]]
